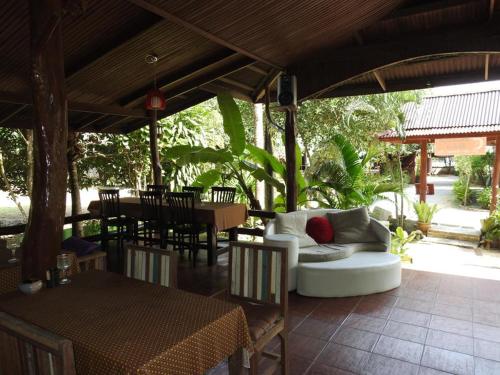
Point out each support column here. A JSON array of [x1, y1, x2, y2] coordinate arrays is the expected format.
[[419, 141, 428, 203], [264, 121, 274, 211], [285, 110, 297, 212], [491, 136, 500, 212], [23, 0, 68, 279], [254, 103, 265, 207], [149, 110, 162, 185]]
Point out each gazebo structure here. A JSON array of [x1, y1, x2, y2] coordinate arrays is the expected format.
[[1, 0, 500, 277], [379, 90, 500, 211]]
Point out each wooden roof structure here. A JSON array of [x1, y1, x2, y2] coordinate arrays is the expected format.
[[380, 90, 500, 142], [1, 0, 500, 134]]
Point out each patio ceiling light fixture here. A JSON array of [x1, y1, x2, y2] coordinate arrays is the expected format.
[[145, 54, 166, 111]]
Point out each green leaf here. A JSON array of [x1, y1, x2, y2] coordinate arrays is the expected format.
[[165, 145, 233, 166], [245, 144, 286, 178], [192, 169, 222, 192], [239, 160, 286, 195], [217, 92, 245, 156]]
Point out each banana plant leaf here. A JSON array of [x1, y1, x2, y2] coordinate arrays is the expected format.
[[217, 93, 245, 156], [245, 144, 286, 179], [192, 169, 222, 192], [164, 145, 233, 166]]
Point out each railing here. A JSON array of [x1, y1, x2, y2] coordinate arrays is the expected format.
[[235, 209, 276, 237]]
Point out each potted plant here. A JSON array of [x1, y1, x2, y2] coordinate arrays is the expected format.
[[480, 212, 500, 249], [413, 201, 439, 235], [390, 226, 419, 263]]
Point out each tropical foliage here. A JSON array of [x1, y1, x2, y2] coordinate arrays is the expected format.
[[413, 202, 439, 224]]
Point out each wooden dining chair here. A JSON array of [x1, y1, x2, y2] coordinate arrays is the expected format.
[[227, 241, 288, 375], [139, 190, 167, 248], [166, 192, 205, 267], [124, 244, 177, 288], [0, 312, 76, 375], [147, 184, 169, 200], [211, 186, 237, 203], [182, 186, 203, 203]]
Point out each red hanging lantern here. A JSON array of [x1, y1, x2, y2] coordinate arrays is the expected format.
[[145, 89, 166, 110]]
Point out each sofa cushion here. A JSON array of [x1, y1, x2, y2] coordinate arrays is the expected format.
[[306, 216, 334, 243], [298, 242, 387, 263], [328, 207, 379, 244], [276, 211, 317, 248]]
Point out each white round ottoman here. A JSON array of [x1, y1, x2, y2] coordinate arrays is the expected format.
[[264, 234, 299, 291], [297, 252, 401, 297]]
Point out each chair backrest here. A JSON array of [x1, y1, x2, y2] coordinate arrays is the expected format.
[[211, 186, 236, 203], [228, 241, 288, 317], [124, 245, 177, 288], [182, 186, 203, 203], [76, 251, 107, 272], [0, 312, 76, 375], [139, 190, 163, 222], [166, 192, 195, 225], [98, 189, 121, 218], [146, 184, 169, 200]]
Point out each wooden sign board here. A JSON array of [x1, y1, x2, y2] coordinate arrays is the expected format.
[[434, 137, 487, 156]]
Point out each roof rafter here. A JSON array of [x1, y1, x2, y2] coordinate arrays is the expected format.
[[126, 0, 283, 70], [383, 0, 477, 21], [295, 24, 500, 100]]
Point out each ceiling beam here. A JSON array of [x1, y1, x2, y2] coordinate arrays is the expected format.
[[252, 68, 281, 102], [126, 0, 282, 70], [73, 114, 108, 131], [490, 0, 496, 20], [0, 91, 148, 118], [246, 65, 269, 75], [217, 77, 254, 92], [294, 24, 500, 100], [485, 54, 491, 80], [201, 83, 253, 102], [373, 70, 387, 91], [121, 53, 254, 107], [0, 105, 28, 124], [383, 0, 475, 21]]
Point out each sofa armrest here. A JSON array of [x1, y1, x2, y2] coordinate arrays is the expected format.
[[370, 218, 391, 251], [264, 219, 276, 236]]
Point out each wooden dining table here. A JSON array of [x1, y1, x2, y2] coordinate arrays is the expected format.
[[0, 271, 251, 374], [87, 198, 249, 266]]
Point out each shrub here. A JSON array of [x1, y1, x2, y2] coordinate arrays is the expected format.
[[453, 178, 475, 206], [477, 187, 492, 210], [413, 202, 439, 224]]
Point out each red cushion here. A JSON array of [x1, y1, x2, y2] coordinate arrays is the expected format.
[[306, 217, 334, 244]]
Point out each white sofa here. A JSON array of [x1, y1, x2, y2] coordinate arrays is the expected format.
[[264, 208, 401, 297]]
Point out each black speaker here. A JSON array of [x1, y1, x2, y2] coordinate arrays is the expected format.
[[277, 73, 297, 107]]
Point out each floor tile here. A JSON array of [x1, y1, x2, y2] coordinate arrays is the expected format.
[[474, 357, 500, 375], [354, 300, 392, 319], [361, 294, 398, 307], [432, 303, 473, 321], [287, 332, 328, 360], [473, 323, 500, 343], [316, 343, 371, 373], [436, 294, 473, 308], [383, 320, 428, 344], [391, 308, 431, 327], [426, 329, 474, 355], [310, 308, 350, 325], [421, 346, 474, 375], [474, 339, 500, 362], [332, 327, 380, 351], [361, 353, 419, 375], [342, 313, 387, 334], [294, 317, 339, 341], [372, 335, 424, 364], [430, 315, 473, 337], [396, 288, 437, 302], [396, 297, 435, 313], [289, 355, 313, 375], [308, 363, 356, 375], [418, 367, 453, 375]]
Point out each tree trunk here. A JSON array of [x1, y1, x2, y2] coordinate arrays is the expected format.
[[254, 103, 265, 207], [67, 132, 83, 237], [264, 120, 274, 211], [23, 0, 68, 280]]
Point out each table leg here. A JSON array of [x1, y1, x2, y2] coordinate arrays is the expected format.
[[207, 223, 217, 266], [228, 347, 244, 375]]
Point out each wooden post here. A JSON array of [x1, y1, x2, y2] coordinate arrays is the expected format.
[[419, 141, 427, 202], [285, 109, 297, 212], [149, 110, 162, 185], [491, 136, 500, 212], [23, 0, 68, 279], [264, 120, 274, 211]]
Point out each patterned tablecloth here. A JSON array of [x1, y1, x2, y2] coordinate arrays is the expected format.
[[87, 198, 249, 231], [0, 248, 21, 295], [0, 271, 252, 374]]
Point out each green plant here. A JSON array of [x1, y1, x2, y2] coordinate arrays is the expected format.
[[390, 226, 418, 257], [480, 211, 500, 241], [413, 201, 439, 224], [453, 178, 475, 206], [477, 187, 493, 210]]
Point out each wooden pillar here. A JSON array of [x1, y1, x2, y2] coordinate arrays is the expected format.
[[491, 136, 500, 212], [254, 103, 265, 207], [264, 121, 274, 211], [419, 141, 427, 203], [23, 0, 68, 279], [285, 110, 297, 212], [149, 110, 162, 185]]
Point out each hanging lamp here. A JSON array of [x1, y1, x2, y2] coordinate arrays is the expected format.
[[145, 54, 166, 111]]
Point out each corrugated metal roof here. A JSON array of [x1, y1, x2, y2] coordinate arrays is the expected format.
[[380, 90, 500, 140]]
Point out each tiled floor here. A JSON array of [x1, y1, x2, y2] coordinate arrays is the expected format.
[[179, 255, 500, 375]]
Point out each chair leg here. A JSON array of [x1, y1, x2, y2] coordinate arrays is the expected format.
[[279, 331, 289, 375], [249, 351, 260, 375]]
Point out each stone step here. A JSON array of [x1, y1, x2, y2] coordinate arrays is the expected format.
[[427, 224, 480, 243], [421, 236, 478, 249]]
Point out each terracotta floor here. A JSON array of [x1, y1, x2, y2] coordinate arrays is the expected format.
[[178, 253, 500, 375]]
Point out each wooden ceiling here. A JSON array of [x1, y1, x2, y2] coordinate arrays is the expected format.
[[0, 0, 499, 133]]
